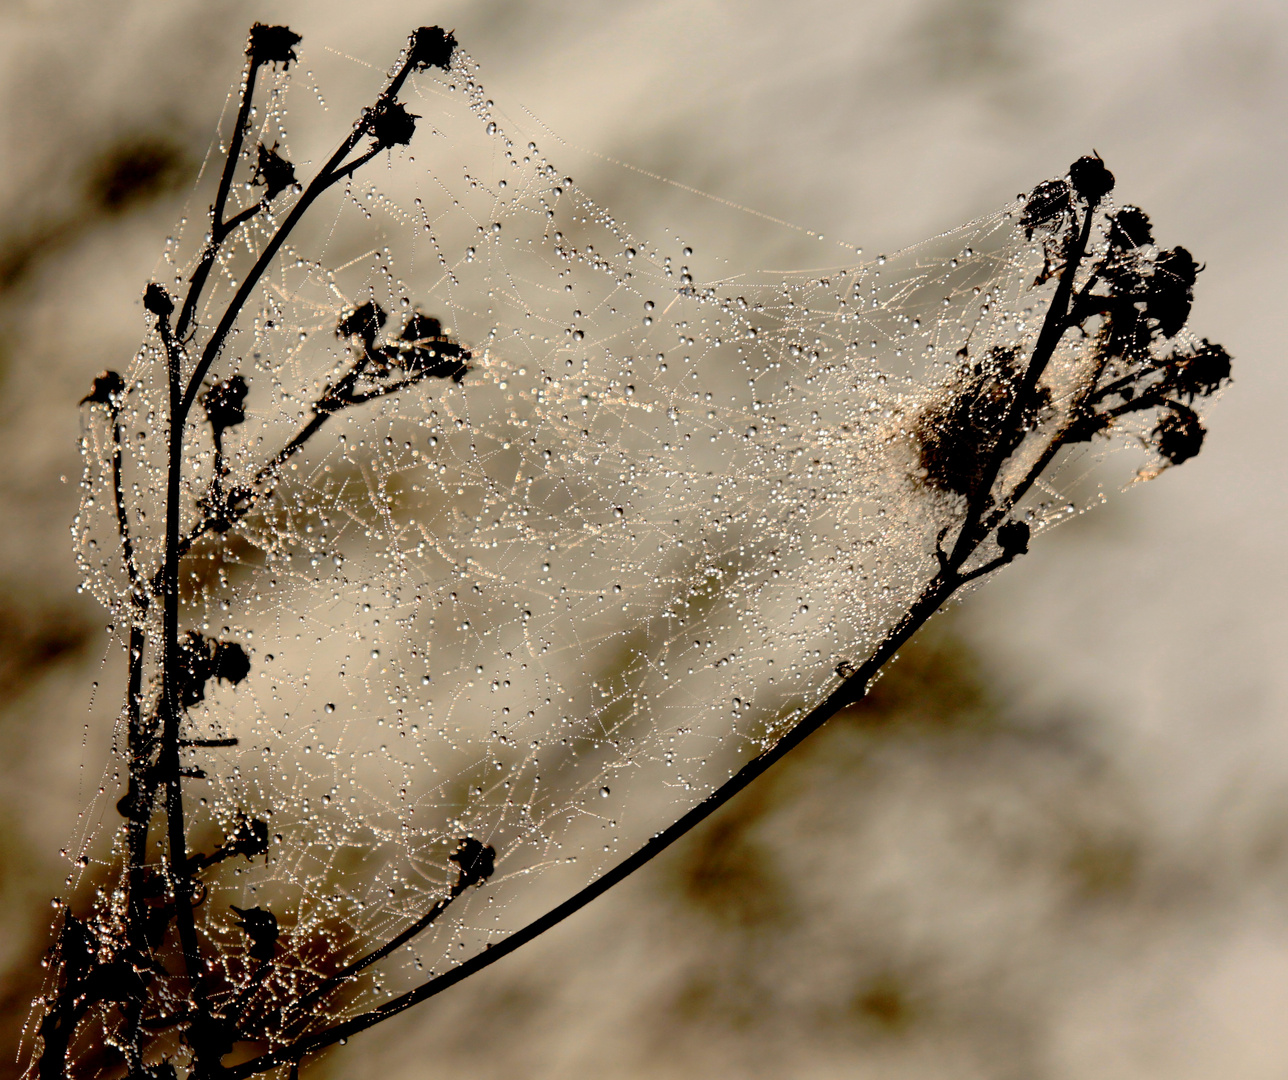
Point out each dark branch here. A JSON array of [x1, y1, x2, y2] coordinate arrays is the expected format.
[[180, 41, 431, 419]]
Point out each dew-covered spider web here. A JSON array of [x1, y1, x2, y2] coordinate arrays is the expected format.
[[65, 36, 1211, 1054]]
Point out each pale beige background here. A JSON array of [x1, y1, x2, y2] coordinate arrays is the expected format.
[[0, 2, 1284, 1078]]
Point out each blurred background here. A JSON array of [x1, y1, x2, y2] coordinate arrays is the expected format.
[[0, 1, 1284, 1077]]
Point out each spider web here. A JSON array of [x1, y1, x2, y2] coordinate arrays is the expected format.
[[65, 39, 1189, 1053]]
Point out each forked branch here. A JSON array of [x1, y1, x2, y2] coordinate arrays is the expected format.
[[50, 24, 1229, 1080]]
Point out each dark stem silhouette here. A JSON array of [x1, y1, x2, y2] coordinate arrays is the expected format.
[[40, 25, 1227, 1080]]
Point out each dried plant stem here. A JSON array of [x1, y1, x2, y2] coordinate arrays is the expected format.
[[39, 23, 1228, 1080], [222, 177, 1103, 1080]]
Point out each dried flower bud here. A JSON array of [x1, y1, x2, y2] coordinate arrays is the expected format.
[[247, 24, 301, 68], [1153, 405, 1205, 465], [1146, 246, 1199, 338], [1020, 179, 1072, 240], [143, 282, 174, 318], [389, 342, 470, 379], [226, 817, 270, 860], [1170, 339, 1232, 401], [80, 370, 125, 408], [336, 301, 387, 348], [368, 99, 419, 149], [450, 837, 496, 892], [176, 632, 214, 708], [378, 311, 470, 380], [230, 905, 278, 962], [1107, 206, 1153, 250], [996, 520, 1030, 558], [212, 640, 251, 685], [203, 374, 248, 434], [409, 26, 457, 71], [1069, 153, 1114, 204], [252, 143, 296, 200], [176, 633, 250, 707], [400, 312, 443, 343]]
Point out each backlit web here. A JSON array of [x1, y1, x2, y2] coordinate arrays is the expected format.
[[66, 37, 1188, 1049]]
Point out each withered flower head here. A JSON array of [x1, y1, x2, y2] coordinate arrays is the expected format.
[[252, 143, 296, 200], [226, 817, 270, 861], [1020, 178, 1072, 241], [450, 836, 496, 892], [143, 282, 173, 318], [1170, 339, 1232, 402], [377, 310, 471, 381], [248, 24, 301, 68], [409, 26, 457, 71], [203, 374, 248, 434], [336, 300, 387, 348], [1108, 205, 1153, 250], [1146, 246, 1199, 338], [997, 519, 1030, 558], [81, 370, 125, 408], [1069, 153, 1114, 204], [368, 99, 419, 149], [230, 905, 279, 961], [212, 639, 251, 685], [400, 312, 443, 343], [176, 633, 251, 707], [1153, 404, 1205, 465]]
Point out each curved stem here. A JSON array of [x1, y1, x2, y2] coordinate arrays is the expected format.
[[228, 189, 1109, 1080], [227, 565, 973, 1079], [110, 414, 145, 601], [153, 309, 207, 1023], [948, 196, 1101, 564], [286, 890, 459, 1023], [177, 55, 263, 341], [181, 77, 414, 418]]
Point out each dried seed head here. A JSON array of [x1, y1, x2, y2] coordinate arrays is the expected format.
[[203, 374, 249, 434], [1153, 405, 1205, 465], [247, 24, 301, 68], [336, 301, 387, 347], [230, 905, 279, 961], [212, 640, 251, 685], [252, 143, 296, 200], [368, 99, 419, 149], [143, 282, 173, 318], [409, 26, 457, 71], [1069, 153, 1115, 204], [1020, 179, 1072, 240], [450, 837, 496, 891], [80, 370, 125, 408], [997, 520, 1030, 558], [1170, 339, 1232, 402], [1108, 205, 1153, 250]]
